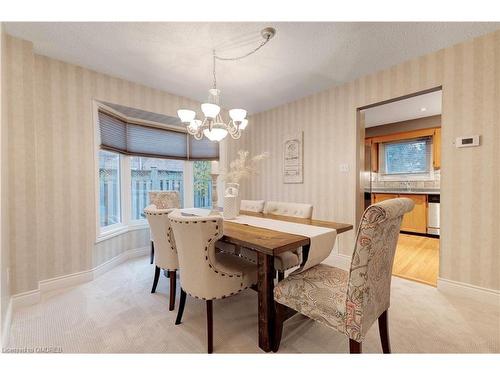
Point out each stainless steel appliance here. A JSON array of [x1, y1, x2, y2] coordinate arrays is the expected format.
[[427, 194, 440, 236]]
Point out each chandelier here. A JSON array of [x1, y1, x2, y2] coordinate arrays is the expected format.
[[177, 27, 277, 142]]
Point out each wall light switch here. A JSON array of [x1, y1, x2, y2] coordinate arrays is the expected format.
[[339, 163, 349, 173]]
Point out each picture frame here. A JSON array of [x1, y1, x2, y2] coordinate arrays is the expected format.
[[283, 131, 303, 184]]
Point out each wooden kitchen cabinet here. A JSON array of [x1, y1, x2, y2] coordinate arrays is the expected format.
[[433, 127, 441, 169], [372, 193, 396, 204], [399, 194, 427, 234], [371, 193, 428, 234], [365, 139, 379, 172]]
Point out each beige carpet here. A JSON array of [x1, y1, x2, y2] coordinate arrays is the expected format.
[[7, 256, 500, 353]]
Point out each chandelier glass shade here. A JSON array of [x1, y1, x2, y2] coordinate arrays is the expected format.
[[179, 88, 245, 141], [177, 27, 276, 142]]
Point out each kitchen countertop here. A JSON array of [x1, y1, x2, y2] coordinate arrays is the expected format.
[[366, 189, 440, 195]]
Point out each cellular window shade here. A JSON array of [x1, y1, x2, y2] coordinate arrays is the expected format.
[[188, 135, 219, 160], [99, 110, 219, 160], [127, 124, 187, 159], [99, 112, 127, 153]]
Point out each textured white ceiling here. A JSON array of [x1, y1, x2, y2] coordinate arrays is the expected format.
[[363, 90, 442, 127], [5, 22, 500, 114]]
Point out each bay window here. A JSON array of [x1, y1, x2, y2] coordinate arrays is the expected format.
[[95, 103, 219, 239], [130, 157, 184, 220]]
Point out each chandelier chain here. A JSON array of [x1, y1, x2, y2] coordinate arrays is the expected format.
[[179, 27, 276, 141], [211, 32, 273, 89], [212, 50, 217, 89], [214, 34, 272, 61]]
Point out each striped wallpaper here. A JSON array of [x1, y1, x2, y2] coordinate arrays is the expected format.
[[3, 30, 500, 295], [1, 24, 10, 334], [228, 30, 500, 291], [4, 34, 216, 295]]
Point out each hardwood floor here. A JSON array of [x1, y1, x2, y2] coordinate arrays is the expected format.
[[392, 233, 439, 287]]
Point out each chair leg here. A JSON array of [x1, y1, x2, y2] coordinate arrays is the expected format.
[[349, 339, 362, 354], [277, 271, 285, 282], [378, 309, 391, 354], [206, 300, 213, 354], [272, 302, 285, 352], [175, 289, 187, 325], [151, 266, 160, 293], [169, 270, 176, 311], [150, 241, 154, 264]]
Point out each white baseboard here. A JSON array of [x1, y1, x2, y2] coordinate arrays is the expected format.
[[10, 246, 149, 311], [39, 270, 93, 294], [4, 246, 149, 345], [325, 254, 499, 305], [437, 277, 500, 305], [10, 289, 41, 310], [1, 299, 12, 348]]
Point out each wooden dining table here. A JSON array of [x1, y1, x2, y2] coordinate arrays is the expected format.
[[219, 210, 353, 352]]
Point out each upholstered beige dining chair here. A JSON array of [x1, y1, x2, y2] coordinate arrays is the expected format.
[[148, 191, 181, 264], [168, 209, 257, 353], [240, 199, 265, 212], [238, 201, 313, 279], [144, 203, 179, 311], [215, 199, 265, 256], [273, 198, 414, 354]]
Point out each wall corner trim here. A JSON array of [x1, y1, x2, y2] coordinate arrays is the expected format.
[[1, 298, 12, 349]]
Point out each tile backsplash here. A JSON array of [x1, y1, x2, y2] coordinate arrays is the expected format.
[[370, 170, 440, 190]]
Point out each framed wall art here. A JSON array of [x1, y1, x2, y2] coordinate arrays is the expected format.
[[283, 131, 303, 184]]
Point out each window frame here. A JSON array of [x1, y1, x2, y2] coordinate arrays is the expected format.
[[128, 156, 188, 225], [378, 137, 435, 181], [98, 150, 123, 229], [93, 101, 202, 242]]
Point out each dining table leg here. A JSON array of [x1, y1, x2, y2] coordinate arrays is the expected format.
[[257, 252, 275, 352]]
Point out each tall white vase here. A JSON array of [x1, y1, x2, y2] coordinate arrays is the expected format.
[[223, 183, 240, 219]]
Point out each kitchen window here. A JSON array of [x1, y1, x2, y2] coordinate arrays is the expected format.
[[379, 137, 433, 178]]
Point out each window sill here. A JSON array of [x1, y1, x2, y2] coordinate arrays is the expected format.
[[96, 222, 149, 244]]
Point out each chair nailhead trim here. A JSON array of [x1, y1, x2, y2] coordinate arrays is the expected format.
[[172, 216, 242, 279], [184, 285, 250, 301]]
